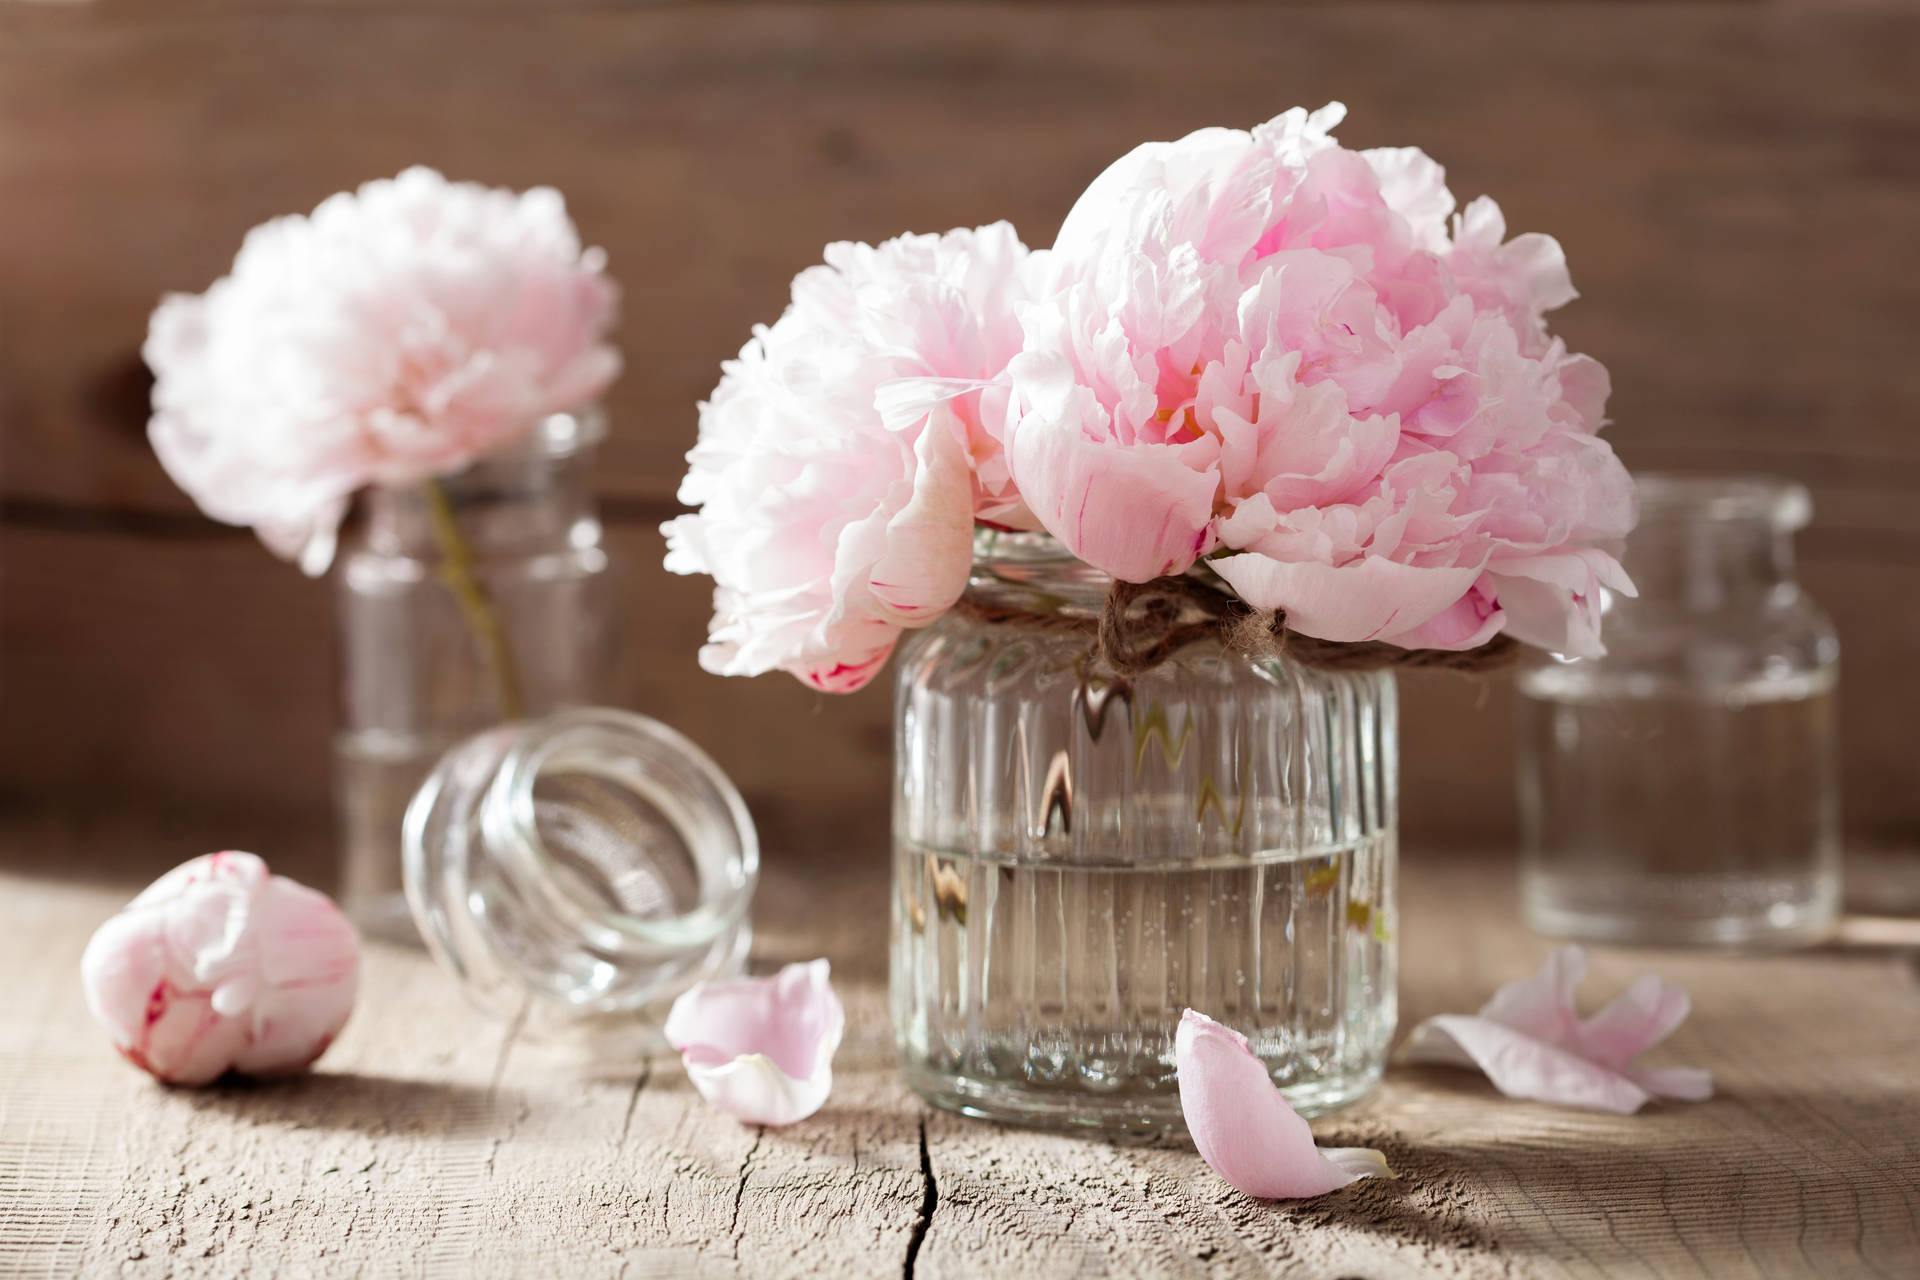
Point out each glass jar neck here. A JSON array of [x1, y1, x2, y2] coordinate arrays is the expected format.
[[967, 530, 1116, 615], [358, 409, 605, 559], [1623, 477, 1809, 611], [403, 707, 758, 1022]]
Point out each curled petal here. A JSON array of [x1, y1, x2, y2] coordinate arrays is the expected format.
[[1402, 946, 1711, 1114], [1175, 1009, 1390, 1199], [1402, 1015, 1659, 1115], [664, 959, 844, 1126], [1212, 553, 1485, 646], [1006, 351, 1220, 582]]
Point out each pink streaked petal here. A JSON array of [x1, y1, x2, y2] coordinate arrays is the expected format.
[[1176, 1009, 1391, 1199], [1212, 553, 1485, 645], [1402, 1014, 1655, 1115], [866, 405, 976, 625], [1575, 974, 1693, 1070], [1402, 947, 1711, 1114], [664, 959, 845, 1126], [1378, 578, 1505, 650]]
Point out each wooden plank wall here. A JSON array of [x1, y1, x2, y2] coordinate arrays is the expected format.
[[3, 0, 1917, 882]]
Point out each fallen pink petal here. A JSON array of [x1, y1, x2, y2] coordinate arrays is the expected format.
[[1401, 945, 1713, 1114], [80, 852, 360, 1086], [1175, 1009, 1391, 1199], [663, 959, 844, 1126]]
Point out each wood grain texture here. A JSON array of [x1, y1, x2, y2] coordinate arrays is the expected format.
[[3, 1, 1918, 847], [1, 843, 1915, 1279], [4, 2, 1918, 513], [9, 518, 1920, 866]]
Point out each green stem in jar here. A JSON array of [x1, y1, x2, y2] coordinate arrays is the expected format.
[[421, 476, 525, 722]]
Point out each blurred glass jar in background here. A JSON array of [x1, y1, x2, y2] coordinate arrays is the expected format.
[[335, 410, 617, 939], [403, 708, 755, 1047], [1517, 475, 1841, 948]]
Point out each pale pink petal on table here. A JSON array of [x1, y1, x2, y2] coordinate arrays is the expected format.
[[1175, 1009, 1390, 1199], [1402, 946, 1711, 1113], [664, 959, 845, 1127], [1402, 1015, 1656, 1115]]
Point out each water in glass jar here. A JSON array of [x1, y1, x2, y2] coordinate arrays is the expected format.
[[891, 833, 1396, 1135], [1517, 663, 1841, 947]]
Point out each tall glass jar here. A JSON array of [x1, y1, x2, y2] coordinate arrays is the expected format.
[[1516, 475, 1842, 947], [335, 410, 617, 938], [891, 534, 1398, 1134]]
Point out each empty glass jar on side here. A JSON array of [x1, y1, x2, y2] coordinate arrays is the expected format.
[[403, 708, 756, 1044], [1516, 475, 1842, 947], [891, 534, 1398, 1135], [335, 410, 617, 938]]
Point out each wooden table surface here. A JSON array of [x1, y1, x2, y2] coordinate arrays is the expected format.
[[3, 848, 1917, 1280]]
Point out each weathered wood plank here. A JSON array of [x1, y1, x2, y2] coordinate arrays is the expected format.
[[2, 846, 1916, 1278], [9, 518, 1920, 861], [1, 2, 1916, 513]]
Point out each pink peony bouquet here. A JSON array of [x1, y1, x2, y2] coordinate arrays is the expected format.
[[668, 104, 1634, 691], [145, 167, 622, 576]]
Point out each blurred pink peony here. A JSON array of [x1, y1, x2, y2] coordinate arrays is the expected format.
[[1006, 104, 1635, 656], [664, 223, 1033, 692], [145, 167, 622, 574], [81, 852, 360, 1086]]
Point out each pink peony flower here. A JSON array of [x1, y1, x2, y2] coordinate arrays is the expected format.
[[80, 852, 360, 1086], [663, 959, 845, 1126], [1176, 1009, 1391, 1199], [664, 224, 1034, 691], [1006, 104, 1635, 656], [1401, 946, 1712, 1114], [146, 167, 622, 574]]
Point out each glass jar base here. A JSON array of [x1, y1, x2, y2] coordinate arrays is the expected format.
[[1523, 873, 1840, 949], [901, 1058, 1382, 1137]]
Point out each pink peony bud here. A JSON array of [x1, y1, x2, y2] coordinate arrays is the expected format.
[[80, 852, 359, 1086]]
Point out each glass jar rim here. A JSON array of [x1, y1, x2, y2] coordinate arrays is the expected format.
[[481, 708, 758, 952], [1633, 473, 1810, 532]]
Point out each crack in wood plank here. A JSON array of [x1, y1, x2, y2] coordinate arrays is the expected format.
[[902, 1114, 936, 1280], [617, 1060, 652, 1149], [728, 1126, 765, 1262]]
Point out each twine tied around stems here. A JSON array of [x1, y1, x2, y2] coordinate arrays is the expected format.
[[952, 574, 1521, 678]]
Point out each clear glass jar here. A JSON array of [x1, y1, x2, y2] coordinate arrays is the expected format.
[[1517, 475, 1842, 947], [403, 708, 756, 1043], [891, 534, 1398, 1134], [335, 410, 617, 938]]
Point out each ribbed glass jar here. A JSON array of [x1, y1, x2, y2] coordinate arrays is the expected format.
[[890, 534, 1397, 1134], [335, 410, 617, 939]]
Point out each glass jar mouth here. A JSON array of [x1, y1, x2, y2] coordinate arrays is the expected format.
[[403, 707, 759, 1022], [1633, 474, 1810, 532], [481, 708, 758, 952]]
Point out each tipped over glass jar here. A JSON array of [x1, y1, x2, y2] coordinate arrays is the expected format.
[[402, 708, 757, 1044]]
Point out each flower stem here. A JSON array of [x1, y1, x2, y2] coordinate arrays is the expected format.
[[421, 477, 525, 721]]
